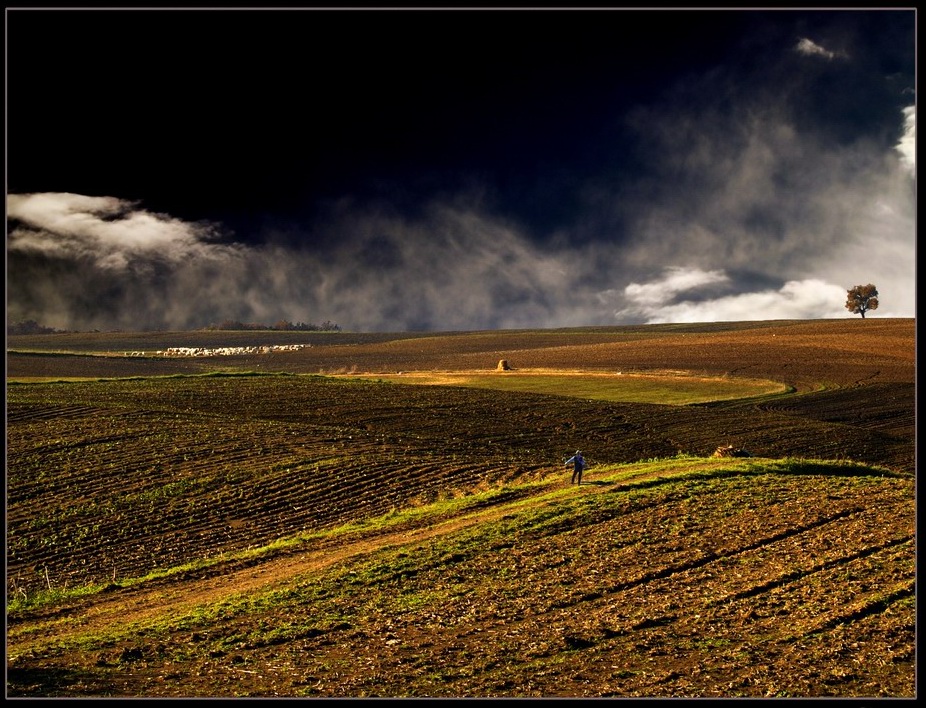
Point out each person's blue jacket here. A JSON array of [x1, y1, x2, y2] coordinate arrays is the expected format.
[[565, 452, 586, 471]]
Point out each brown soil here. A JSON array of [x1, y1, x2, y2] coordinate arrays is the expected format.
[[5, 318, 916, 697]]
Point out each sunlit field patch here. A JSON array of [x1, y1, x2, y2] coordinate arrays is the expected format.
[[342, 369, 789, 404]]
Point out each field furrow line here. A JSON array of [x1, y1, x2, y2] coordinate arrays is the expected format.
[[5, 403, 120, 422], [443, 529, 915, 678], [707, 535, 914, 607], [546, 504, 891, 612]]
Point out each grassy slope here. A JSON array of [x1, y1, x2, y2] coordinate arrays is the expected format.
[[6, 459, 915, 698]]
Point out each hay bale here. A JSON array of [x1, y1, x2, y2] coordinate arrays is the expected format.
[[712, 444, 752, 458], [497, 359, 511, 371]]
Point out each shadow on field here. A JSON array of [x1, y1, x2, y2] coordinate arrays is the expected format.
[[6, 667, 93, 696], [767, 460, 912, 479]]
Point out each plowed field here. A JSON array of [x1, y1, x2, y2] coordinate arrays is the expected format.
[[5, 318, 916, 697]]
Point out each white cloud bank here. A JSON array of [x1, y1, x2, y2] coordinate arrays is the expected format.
[[896, 105, 916, 177], [8, 193, 599, 331], [7, 174, 913, 332], [618, 267, 850, 323]]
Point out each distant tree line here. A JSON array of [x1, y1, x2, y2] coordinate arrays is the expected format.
[[205, 319, 341, 332], [7, 320, 65, 335]]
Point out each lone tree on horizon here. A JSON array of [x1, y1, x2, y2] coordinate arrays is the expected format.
[[845, 284, 879, 318]]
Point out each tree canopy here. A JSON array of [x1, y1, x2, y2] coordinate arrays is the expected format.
[[845, 284, 879, 318]]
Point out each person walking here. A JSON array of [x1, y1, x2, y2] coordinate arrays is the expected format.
[[565, 450, 587, 485]]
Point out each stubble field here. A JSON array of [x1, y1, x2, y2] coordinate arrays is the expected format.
[[5, 318, 916, 697]]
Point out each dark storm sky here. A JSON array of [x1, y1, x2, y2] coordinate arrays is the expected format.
[[6, 8, 916, 332]]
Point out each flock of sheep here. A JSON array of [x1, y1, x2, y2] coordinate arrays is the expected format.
[[123, 344, 309, 357]]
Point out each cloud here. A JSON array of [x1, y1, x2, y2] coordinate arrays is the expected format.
[[617, 269, 849, 323], [895, 105, 915, 177], [7, 192, 239, 270], [794, 37, 844, 60], [8, 180, 912, 334], [622, 266, 730, 309], [603, 51, 916, 324], [7, 192, 611, 331], [7, 193, 252, 330]]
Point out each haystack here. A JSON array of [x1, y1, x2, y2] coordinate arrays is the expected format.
[[712, 444, 752, 458]]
